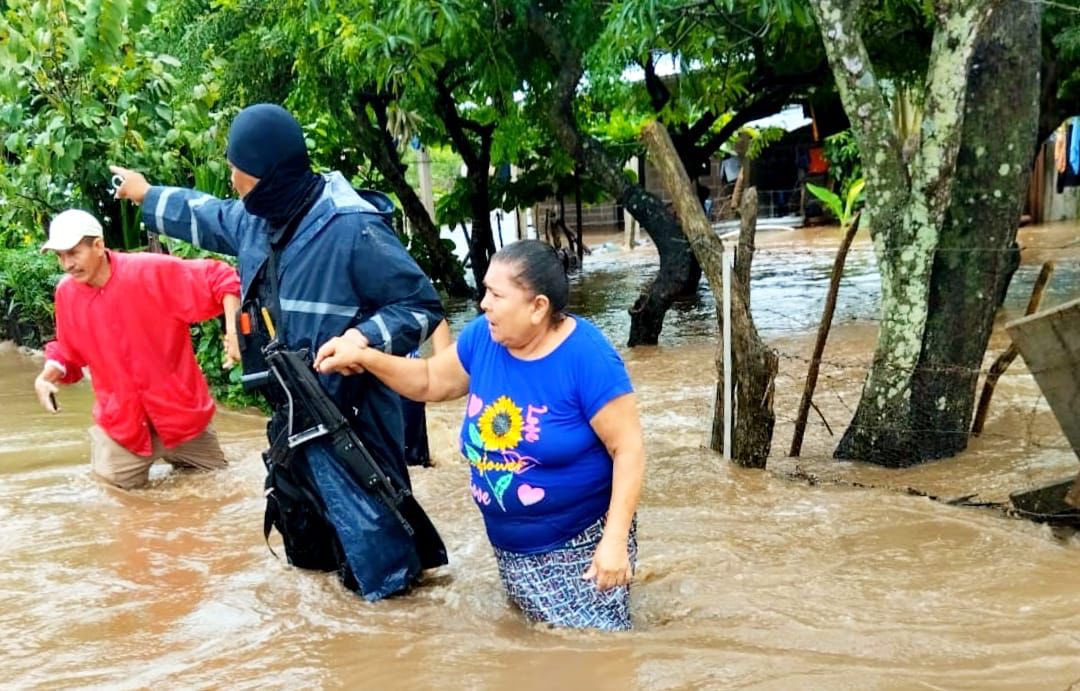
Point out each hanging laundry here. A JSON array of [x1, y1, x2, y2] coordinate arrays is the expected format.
[[1055, 122, 1068, 173], [1058, 122, 1080, 192], [808, 146, 829, 175], [1070, 116, 1080, 175], [721, 156, 741, 183]]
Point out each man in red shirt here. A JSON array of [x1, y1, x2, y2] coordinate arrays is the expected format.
[[33, 209, 243, 489]]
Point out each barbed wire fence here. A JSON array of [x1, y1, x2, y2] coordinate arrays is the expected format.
[[659, 238, 1080, 467]]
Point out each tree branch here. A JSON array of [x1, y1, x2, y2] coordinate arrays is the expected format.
[[642, 55, 671, 113], [809, 0, 903, 206], [433, 66, 491, 171], [910, 0, 1004, 225]]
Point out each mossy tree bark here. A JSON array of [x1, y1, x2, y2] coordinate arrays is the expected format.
[[910, 0, 1041, 459], [809, 0, 1004, 464]]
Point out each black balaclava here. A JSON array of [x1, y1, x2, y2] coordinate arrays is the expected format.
[[227, 104, 325, 233]]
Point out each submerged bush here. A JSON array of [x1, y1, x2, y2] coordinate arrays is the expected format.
[[0, 246, 60, 348]]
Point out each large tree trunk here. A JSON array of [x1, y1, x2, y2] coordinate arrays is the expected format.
[[352, 97, 471, 298], [809, 0, 1001, 465], [526, 5, 697, 346], [643, 122, 777, 467], [464, 168, 497, 295], [622, 189, 701, 345], [433, 73, 498, 299], [642, 59, 704, 300], [909, 0, 1040, 459]]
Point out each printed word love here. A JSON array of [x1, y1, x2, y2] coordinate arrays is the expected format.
[[470, 482, 491, 506], [523, 404, 548, 442]]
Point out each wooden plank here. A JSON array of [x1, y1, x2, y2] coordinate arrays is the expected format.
[[1010, 478, 1080, 523], [1004, 296, 1080, 460]]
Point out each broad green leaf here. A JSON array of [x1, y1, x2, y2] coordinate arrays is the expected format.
[[844, 178, 866, 219], [806, 182, 842, 219]]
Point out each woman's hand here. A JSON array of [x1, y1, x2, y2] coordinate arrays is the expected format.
[[582, 531, 632, 591], [314, 329, 369, 375]]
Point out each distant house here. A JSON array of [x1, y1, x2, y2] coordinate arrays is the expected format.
[[1029, 118, 1080, 223], [697, 104, 837, 228], [533, 101, 849, 238]]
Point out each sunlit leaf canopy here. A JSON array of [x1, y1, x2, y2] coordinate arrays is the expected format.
[[3, 0, 1079, 249]]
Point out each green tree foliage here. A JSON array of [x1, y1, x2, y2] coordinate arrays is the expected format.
[[1040, 0, 1080, 144], [806, 176, 864, 227], [0, 0, 233, 249], [0, 246, 59, 347], [157, 0, 481, 295], [279, 0, 572, 293], [0, 0, 247, 406], [592, 0, 827, 173], [0, 0, 167, 245], [822, 128, 862, 199]]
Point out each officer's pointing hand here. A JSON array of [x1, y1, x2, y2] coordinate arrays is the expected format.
[[109, 165, 150, 205]]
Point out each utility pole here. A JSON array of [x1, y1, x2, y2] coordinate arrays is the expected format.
[[417, 146, 435, 219]]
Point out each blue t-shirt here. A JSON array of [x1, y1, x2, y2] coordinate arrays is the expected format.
[[456, 314, 634, 554]]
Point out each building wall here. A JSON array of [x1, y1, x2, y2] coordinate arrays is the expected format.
[[1039, 130, 1080, 223]]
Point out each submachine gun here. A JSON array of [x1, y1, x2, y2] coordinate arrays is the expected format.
[[252, 342, 448, 572], [263, 345, 413, 533]]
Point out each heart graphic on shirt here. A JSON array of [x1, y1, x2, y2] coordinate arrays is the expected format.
[[467, 394, 484, 417], [517, 483, 545, 506]]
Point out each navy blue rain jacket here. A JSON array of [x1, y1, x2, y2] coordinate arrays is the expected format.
[[143, 172, 445, 599]]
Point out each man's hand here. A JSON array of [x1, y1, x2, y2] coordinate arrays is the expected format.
[[34, 373, 60, 413], [109, 165, 150, 205], [223, 330, 240, 369], [222, 294, 241, 369]]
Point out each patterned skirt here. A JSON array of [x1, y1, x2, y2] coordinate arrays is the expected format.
[[492, 516, 638, 631]]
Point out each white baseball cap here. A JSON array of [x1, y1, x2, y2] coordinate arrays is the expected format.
[[41, 209, 104, 252]]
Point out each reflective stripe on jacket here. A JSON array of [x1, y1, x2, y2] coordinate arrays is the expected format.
[[142, 172, 445, 474]]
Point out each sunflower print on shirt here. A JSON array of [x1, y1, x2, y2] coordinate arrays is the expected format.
[[463, 394, 546, 510]]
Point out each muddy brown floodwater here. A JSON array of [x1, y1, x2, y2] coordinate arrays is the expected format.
[[1, 222, 1079, 689]]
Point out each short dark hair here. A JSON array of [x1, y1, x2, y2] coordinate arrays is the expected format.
[[79, 236, 101, 248], [492, 239, 569, 324]]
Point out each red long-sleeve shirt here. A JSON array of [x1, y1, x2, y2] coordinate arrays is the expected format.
[[44, 251, 241, 455]]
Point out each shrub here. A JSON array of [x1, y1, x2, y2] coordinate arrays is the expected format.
[[0, 246, 60, 348]]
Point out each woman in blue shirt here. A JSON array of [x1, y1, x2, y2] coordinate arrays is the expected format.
[[315, 240, 645, 630]]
